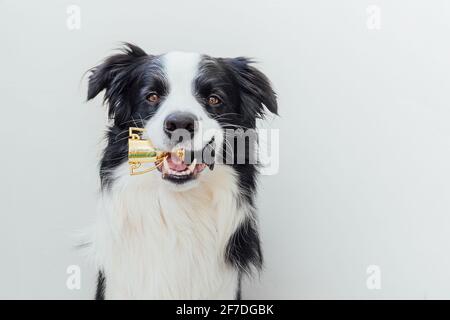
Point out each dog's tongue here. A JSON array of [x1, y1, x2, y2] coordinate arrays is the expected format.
[[167, 153, 188, 171]]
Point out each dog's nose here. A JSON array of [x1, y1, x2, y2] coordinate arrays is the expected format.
[[164, 112, 198, 139]]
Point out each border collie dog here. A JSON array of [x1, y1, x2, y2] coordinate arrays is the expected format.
[[86, 43, 277, 299]]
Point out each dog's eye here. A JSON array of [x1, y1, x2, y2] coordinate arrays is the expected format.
[[207, 95, 222, 107], [147, 92, 160, 103]]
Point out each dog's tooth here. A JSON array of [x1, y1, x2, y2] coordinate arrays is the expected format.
[[163, 158, 170, 173], [188, 159, 197, 172]]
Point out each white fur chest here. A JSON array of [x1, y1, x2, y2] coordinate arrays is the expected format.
[[90, 164, 245, 299]]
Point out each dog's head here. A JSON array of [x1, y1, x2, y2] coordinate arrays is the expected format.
[[88, 43, 277, 190]]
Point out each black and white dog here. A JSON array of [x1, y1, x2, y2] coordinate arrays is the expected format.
[[86, 43, 277, 299]]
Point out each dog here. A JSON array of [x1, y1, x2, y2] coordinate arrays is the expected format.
[[86, 43, 277, 299]]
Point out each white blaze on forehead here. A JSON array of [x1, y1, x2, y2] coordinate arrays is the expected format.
[[144, 51, 222, 153], [161, 51, 201, 109]]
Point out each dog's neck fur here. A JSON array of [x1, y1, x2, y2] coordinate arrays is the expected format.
[[91, 163, 247, 299]]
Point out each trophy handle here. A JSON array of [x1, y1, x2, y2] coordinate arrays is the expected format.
[[129, 161, 165, 176]]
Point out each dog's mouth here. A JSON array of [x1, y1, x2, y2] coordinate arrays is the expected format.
[[156, 139, 215, 184]]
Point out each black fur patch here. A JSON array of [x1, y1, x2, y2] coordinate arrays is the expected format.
[[195, 56, 274, 281], [226, 217, 263, 275], [87, 43, 168, 189], [236, 272, 243, 300], [95, 271, 106, 300]]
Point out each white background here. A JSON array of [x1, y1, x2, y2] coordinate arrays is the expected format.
[[1, 0, 450, 299]]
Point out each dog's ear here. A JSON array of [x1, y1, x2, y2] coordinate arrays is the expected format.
[[224, 57, 278, 117], [87, 43, 148, 125]]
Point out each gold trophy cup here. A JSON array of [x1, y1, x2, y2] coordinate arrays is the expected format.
[[128, 127, 184, 176]]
